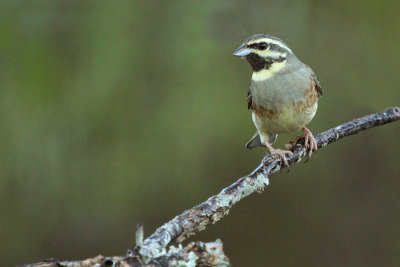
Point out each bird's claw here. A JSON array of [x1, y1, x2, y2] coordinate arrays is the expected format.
[[268, 148, 293, 167], [287, 128, 318, 161], [302, 127, 318, 158]]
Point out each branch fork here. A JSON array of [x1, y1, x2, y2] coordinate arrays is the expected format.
[[21, 107, 400, 267]]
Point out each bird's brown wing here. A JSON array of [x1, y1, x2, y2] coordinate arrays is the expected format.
[[247, 90, 254, 110], [303, 63, 323, 97], [311, 73, 323, 97]]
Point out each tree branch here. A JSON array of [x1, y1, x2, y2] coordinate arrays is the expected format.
[[137, 107, 400, 260], [21, 107, 400, 267], [20, 239, 229, 267]]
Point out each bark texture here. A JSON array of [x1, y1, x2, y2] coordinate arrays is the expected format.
[[20, 239, 229, 267], [22, 107, 400, 267], [137, 107, 400, 260]]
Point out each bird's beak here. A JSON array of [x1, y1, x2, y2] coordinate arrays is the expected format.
[[233, 44, 252, 57]]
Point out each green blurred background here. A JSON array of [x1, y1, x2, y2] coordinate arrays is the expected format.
[[1, 1, 399, 266]]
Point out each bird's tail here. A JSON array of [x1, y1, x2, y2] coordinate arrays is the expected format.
[[245, 132, 277, 149]]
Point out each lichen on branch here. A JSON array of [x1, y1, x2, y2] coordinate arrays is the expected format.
[[137, 107, 400, 260], [22, 107, 400, 267]]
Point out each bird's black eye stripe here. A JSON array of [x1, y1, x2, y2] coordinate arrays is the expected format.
[[247, 42, 268, 50], [258, 42, 268, 50]]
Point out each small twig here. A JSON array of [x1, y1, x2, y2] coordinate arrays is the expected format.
[[136, 223, 144, 247], [137, 107, 400, 259], [20, 239, 229, 267], [21, 107, 400, 266]]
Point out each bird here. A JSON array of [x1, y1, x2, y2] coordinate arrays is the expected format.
[[233, 34, 322, 166]]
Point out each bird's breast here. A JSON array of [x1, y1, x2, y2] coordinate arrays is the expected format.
[[250, 73, 319, 134]]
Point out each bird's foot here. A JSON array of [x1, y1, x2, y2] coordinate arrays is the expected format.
[[266, 146, 293, 167], [302, 127, 317, 158]]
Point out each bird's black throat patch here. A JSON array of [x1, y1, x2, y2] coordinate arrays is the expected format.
[[245, 53, 285, 72]]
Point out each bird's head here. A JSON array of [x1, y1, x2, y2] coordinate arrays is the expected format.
[[233, 34, 293, 72]]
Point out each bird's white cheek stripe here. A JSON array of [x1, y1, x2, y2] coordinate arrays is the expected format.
[[251, 60, 287, 81], [248, 48, 286, 58]]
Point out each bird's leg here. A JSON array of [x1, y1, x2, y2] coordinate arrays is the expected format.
[[264, 141, 293, 167], [302, 127, 318, 157]]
